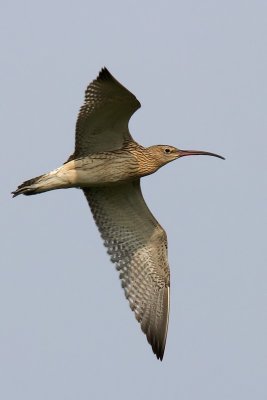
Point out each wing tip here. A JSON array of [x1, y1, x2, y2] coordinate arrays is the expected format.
[[140, 286, 169, 361], [95, 67, 141, 109], [151, 330, 167, 361], [153, 285, 169, 361], [153, 341, 166, 361], [97, 66, 114, 82]]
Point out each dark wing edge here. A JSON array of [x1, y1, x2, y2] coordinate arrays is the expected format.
[[140, 285, 170, 360], [95, 67, 141, 107]]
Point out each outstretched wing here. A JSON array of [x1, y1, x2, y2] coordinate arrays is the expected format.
[[70, 68, 141, 158], [83, 181, 170, 360]]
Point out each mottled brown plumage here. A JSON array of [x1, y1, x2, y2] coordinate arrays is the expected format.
[[12, 68, 224, 360]]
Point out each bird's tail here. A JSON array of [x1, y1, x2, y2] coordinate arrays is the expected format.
[[12, 168, 68, 197]]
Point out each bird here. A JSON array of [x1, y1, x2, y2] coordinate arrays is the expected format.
[[12, 67, 224, 360]]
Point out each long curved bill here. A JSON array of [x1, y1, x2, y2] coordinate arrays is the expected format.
[[178, 149, 225, 160]]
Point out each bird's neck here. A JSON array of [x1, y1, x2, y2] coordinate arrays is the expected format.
[[124, 142, 161, 177]]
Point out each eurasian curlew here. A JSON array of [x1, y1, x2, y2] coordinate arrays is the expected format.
[[13, 68, 224, 360]]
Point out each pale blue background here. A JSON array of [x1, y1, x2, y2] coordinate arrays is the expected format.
[[1, 1, 266, 399]]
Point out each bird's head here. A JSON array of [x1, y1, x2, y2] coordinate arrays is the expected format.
[[147, 145, 225, 169]]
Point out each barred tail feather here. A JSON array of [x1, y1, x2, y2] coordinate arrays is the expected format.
[[12, 167, 69, 197], [12, 174, 47, 197]]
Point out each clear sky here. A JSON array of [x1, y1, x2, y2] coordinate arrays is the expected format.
[[2, 1, 267, 399]]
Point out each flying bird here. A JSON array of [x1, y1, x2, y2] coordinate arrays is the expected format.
[[13, 68, 224, 360]]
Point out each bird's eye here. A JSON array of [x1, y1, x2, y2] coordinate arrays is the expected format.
[[164, 148, 171, 154]]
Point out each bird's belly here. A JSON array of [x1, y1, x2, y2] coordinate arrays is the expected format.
[[57, 156, 139, 187]]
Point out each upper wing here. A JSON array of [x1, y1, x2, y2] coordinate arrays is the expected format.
[[70, 68, 141, 158], [83, 181, 170, 360]]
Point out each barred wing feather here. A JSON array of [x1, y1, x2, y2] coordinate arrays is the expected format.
[[83, 181, 170, 360], [71, 68, 141, 158]]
